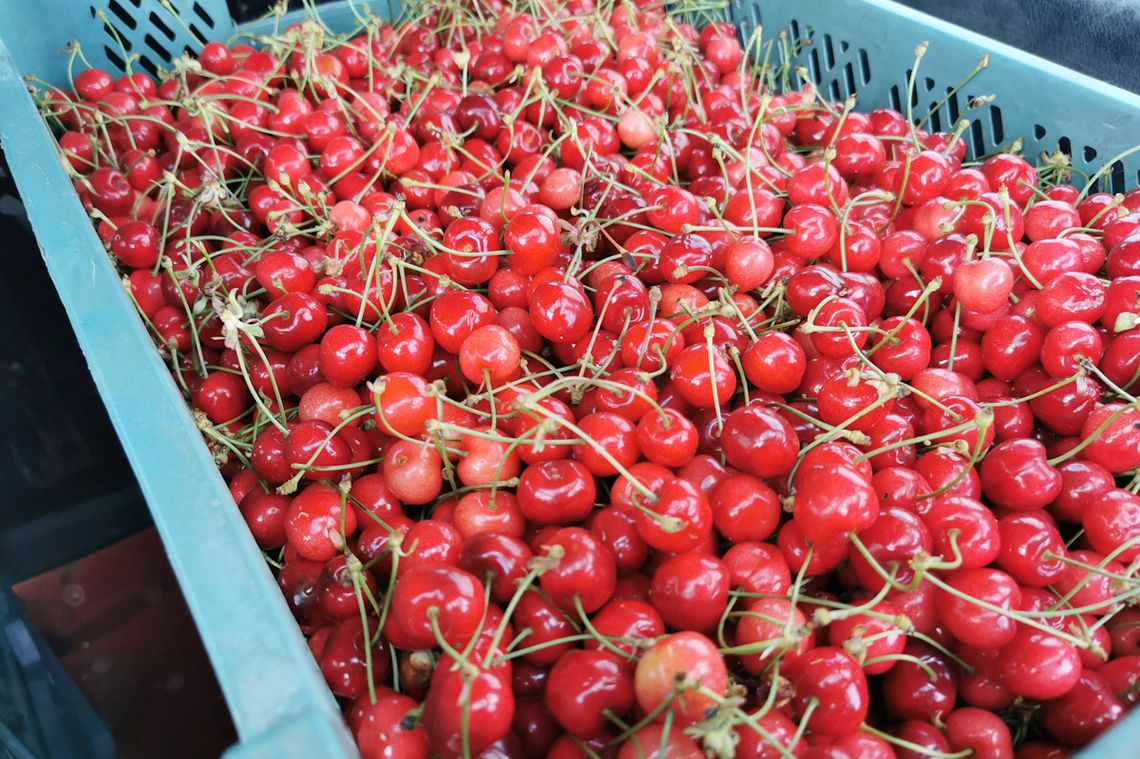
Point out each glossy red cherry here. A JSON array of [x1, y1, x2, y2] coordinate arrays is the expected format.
[[788, 646, 869, 737], [537, 527, 616, 614], [1000, 628, 1082, 701], [650, 552, 729, 632], [546, 649, 634, 738], [721, 405, 800, 478]]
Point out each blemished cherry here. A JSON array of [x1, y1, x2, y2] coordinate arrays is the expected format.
[[634, 631, 727, 726]]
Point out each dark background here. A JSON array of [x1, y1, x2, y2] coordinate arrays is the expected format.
[[901, 0, 1140, 94], [1, 0, 1138, 756]]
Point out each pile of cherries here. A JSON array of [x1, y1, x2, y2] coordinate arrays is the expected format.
[[42, 0, 1140, 756]]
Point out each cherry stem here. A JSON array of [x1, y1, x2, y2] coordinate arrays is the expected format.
[[861, 724, 973, 759]]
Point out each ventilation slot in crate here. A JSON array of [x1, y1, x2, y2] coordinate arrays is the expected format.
[[89, 0, 218, 77]]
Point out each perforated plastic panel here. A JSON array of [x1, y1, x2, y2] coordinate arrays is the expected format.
[[731, 0, 1140, 193], [88, 0, 227, 76]]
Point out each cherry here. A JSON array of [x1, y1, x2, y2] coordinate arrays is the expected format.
[[430, 291, 496, 354], [734, 709, 802, 759], [892, 720, 953, 759], [808, 297, 869, 359], [670, 344, 736, 408], [1083, 488, 1140, 562], [882, 641, 958, 721], [978, 438, 1061, 510], [319, 618, 390, 699], [954, 257, 1014, 313], [517, 460, 597, 525], [784, 204, 839, 259], [381, 440, 443, 505], [617, 723, 704, 759], [1080, 403, 1140, 473], [1097, 655, 1140, 706], [573, 412, 640, 477], [285, 482, 357, 562], [798, 452, 879, 529], [741, 332, 807, 393], [385, 562, 485, 652], [922, 495, 1000, 568], [351, 691, 430, 759], [721, 405, 800, 478], [459, 533, 532, 605], [1040, 671, 1125, 747], [263, 292, 329, 352], [778, 518, 851, 577], [635, 477, 713, 553], [634, 632, 727, 726], [934, 568, 1021, 649], [1000, 628, 1083, 701], [239, 490, 290, 549], [546, 649, 633, 738], [459, 324, 521, 386], [788, 646, 869, 737], [828, 599, 906, 675], [193, 371, 250, 423], [1051, 459, 1115, 523], [1042, 321, 1103, 377], [650, 552, 729, 632], [424, 661, 514, 759], [944, 707, 1014, 759], [528, 278, 594, 344], [721, 542, 791, 597], [318, 324, 377, 387], [537, 527, 616, 614], [709, 474, 780, 543], [372, 372, 434, 437], [996, 512, 1067, 586]]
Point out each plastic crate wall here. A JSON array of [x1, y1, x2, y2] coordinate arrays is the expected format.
[[730, 0, 1140, 193]]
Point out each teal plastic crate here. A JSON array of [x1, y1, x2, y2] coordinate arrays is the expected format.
[[0, 0, 1138, 755]]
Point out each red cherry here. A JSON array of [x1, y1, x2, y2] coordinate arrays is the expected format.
[[787, 647, 869, 737], [537, 527, 616, 614], [546, 649, 634, 738], [794, 465, 878, 543], [721, 405, 800, 478], [650, 552, 729, 632], [1000, 628, 1082, 701]]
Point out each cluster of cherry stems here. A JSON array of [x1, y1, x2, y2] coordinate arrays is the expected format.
[[38, 0, 1140, 756]]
